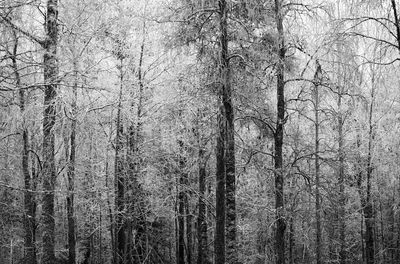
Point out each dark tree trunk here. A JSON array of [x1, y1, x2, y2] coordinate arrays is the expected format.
[[178, 167, 185, 264], [67, 61, 78, 264], [13, 31, 37, 264], [185, 195, 192, 264], [338, 90, 346, 264], [314, 61, 322, 264], [218, 0, 237, 263], [274, 1, 286, 264], [215, 1, 230, 264], [288, 217, 294, 264], [41, 1, 58, 263], [129, 28, 146, 264], [115, 58, 125, 264], [197, 143, 209, 264], [177, 138, 187, 264], [364, 85, 375, 264], [184, 159, 192, 264], [215, 110, 225, 264]]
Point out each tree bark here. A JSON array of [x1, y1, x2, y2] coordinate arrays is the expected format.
[[67, 60, 78, 264], [178, 160, 185, 264], [41, 1, 58, 263], [314, 61, 322, 264], [115, 57, 125, 264], [12, 30, 37, 264], [274, 1, 286, 263], [217, 1, 237, 263], [338, 88, 346, 264], [129, 26, 146, 263], [185, 190, 192, 264], [215, 109, 225, 264], [364, 78, 375, 264], [197, 139, 209, 264]]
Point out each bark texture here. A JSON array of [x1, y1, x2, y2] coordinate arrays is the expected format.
[[13, 31, 37, 264], [274, 1, 286, 263], [115, 58, 125, 264], [41, 1, 58, 263], [218, 1, 237, 263], [314, 61, 322, 264], [215, 111, 225, 264], [338, 89, 346, 264], [67, 60, 78, 264], [197, 142, 209, 264]]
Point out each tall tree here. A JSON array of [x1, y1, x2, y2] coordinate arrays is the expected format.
[[66, 58, 78, 264], [221, 0, 237, 263], [41, 1, 59, 263], [215, 0, 237, 263], [357, 63, 376, 264], [337, 69, 346, 264], [196, 110, 209, 264], [11, 30, 37, 264], [314, 60, 322, 264], [115, 54, 125, 264], [274, 0, 286, 263]]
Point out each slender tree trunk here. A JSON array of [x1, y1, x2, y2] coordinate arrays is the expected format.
[[397, 173, 400, 263], [185, 195, 192, 264], [106, 146, 116, 263], [178, 159, 185, 264], [13, 30, 37, 264], [197, 139, 209, 264], [361, 211, 365, 263], [338, 90, 346, 264], [41, 1, 58, 263], [115, 58, 125, 264], [215, 1, 230, 264], [215, 108, 225, 264], [364, 87, 375, 264], [131, 26, 146, 263], [183, 158, 192, 264], [217, 0, 237, 263], [288, 217, 294, 264], [314, 61, 322, 264], [274, 1, 286, 263], [66, 60, 78, 264], [355, 76, 376, 264]]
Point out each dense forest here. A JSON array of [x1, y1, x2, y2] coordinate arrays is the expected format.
[[1, 0, 400, 264]]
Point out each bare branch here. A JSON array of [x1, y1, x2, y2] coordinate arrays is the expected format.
[[0, 14, 44, 46]]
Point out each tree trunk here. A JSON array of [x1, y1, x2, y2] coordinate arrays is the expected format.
[[338, 89, 346, 264], [67, 60, 78, 264], [184, 163, 192, 264], [13, 30, 37, 264], [129, 26, 146, 263], [314, 61, 322, 264], [12, 31, 34, 263], [364, 82, 375, 264], [215, 109, 225, 264], [217, 0, 237, 263], [178, 163, 185, 264], [185, 196, 192, 264], [41, 1, 58, 263], [115, 57, 125, 264], [197, 141, 209, 264], [274, 1, 286, 264]]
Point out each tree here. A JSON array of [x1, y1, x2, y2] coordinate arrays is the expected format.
[[274, 1, 286, 263], [314, 60, 322, 264], [41, 1, 59, 263]]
